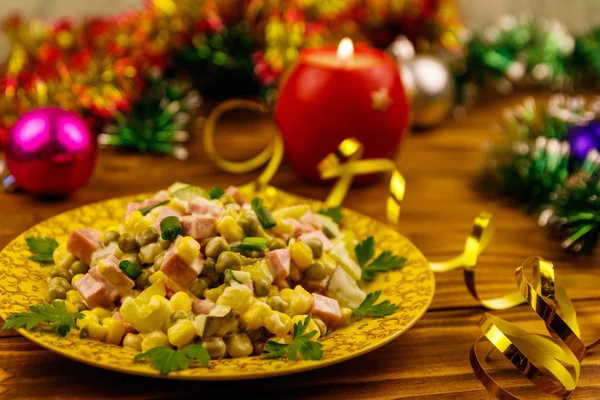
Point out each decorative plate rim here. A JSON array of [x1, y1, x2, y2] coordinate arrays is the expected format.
[[0, 188, 435, 380]]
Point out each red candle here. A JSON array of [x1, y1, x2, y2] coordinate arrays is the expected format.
[[275, 38, 410, 182]]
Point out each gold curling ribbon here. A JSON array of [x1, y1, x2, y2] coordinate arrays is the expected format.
[[317, 138, 405, 224], [203, 99, 283, 191], [470, 256, 600, 399]]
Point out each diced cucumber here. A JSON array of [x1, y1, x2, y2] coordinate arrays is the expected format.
[[327, 266, 367, 309], [329, 242, 362, 281], [273, 205, 311, 220], [171, 185, 210, 201], [315, 214, 341, 238]]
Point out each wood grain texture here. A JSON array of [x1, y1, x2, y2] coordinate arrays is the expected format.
[[0, 94, 599, 399]]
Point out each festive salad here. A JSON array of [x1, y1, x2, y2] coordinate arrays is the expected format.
[[3, 183, 405, 375]]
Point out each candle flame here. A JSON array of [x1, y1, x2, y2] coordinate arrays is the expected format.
[[337, 38, 354, 64]]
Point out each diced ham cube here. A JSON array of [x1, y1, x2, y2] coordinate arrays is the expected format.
[[192, 299, 216, 315], [67, 228, 103, 266], [300, 211, 322, 229], [88, 267, 119, 303], [160, 251, 201, 288], [266, 249, 290, 279], [154, 207, 182, 233], [180, 214, 218, 241], [244, 280, 254, 292], [310, 293, 342, 325], [285, 218, 317, 238], [298, 275, 331, 295], [97, 254, 135, 296], [74, 273, 111, 309], [113, 312, 138, 335], [186, 197, 223, 218], [299, 230, 332, 252], [225, 186, 247, 206], [125, 196, 168, 219]]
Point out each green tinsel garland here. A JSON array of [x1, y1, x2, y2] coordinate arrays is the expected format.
[[485, 95, 600, 253]]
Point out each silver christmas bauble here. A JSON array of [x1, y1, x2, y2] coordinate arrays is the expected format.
[[388, 36, 455, 129]]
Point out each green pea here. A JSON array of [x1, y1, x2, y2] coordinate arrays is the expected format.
[[121, 252, 141, 268], [103, 230, 120, 246], [244, 249, 264, 259], [304, 260, 328, 281], [200, 259, 219, 284], [267, 238, 287, 251], [45, 286, 66, 303], [219, 195, 236, 206], [172, 310, 188, 322], [135, 269, 152, 290], [237, 212, 259, 235], [80, 327, 89, 339], [205, 237, 230, 258], [118, 233, 139, 253], [245, 328, 263, 343], [216, 251, 243, 274], [138, 227, 159, 247], [303, 238, 323, 259], [74, 301, 87, 312], [158, 237, 172, 250], [189, 278, 209, 298], [50, 277, 71, 292], [70, 260, 89, 276], [253, 278, 270, 297], [266, 296, 288, 313], [153, 253, 165, 270], [201, 337, 227, 359], [48, 267, 72, 281], [313, 317, 327, 337]]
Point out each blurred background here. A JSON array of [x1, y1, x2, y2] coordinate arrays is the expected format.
[[4, 0, 600, 32]]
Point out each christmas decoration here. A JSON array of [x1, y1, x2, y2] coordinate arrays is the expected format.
[[387, 36, 454, 128], [484, 95, 600, 252], [4, 107, 96, 196], [275, 39, 410, 182]]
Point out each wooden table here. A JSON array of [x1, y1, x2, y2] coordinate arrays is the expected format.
[[1, 95, 599, 399]]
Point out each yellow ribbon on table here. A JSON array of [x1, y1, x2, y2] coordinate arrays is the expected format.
[[204, 100, 600, 399]]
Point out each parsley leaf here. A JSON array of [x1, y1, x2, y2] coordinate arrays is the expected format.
[[318, 206, 343, 224], [139, 200, 169, 216], [208, 186, 225, 200], [355, 236, 406, 280], [361, 252, 407, 280], [160, 216, 182, 240], [25, 237, 59, 264], [352, 291, 399, 317], [134, 344, 210, 375], [2, 301, 84, 336], [355, 236, 375, 268], [262, 316, 323, 361]]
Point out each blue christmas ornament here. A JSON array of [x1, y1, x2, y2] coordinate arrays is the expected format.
[[566, 121, 600, 162]]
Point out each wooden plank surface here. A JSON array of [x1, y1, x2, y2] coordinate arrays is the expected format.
[[0, 94, 599, 399]]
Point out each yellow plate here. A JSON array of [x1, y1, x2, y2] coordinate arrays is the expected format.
[[0, 186, 434, 380]]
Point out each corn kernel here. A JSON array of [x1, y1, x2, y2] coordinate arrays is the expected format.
[[124, 210, 153, 236], [279, 288, 294, 305], [103, 317, 126, 345], [286, 285, 313, 317], [86, 321, 108, 341], [141, 331, 169, 352], [290, 241, 313, 269], [176, 236, 200, 264], [71, 274, 85, 288], [216, 216, 245, 242], [170, 292, 192, 312], [268, 285, 279, 297], [241, 300, 272, 330], [225, 333, 253, 358], [148, 270, 167, 285], [66, 290, 82, 304], [123, 333, 143, 351], [52, 244, 76, 269], [204, 284, 227, 303], [264, 311, 293, 336], [269, 217, 294, 236], [77, 310, 99, 329], [339, 307, 353, 327], [167, 320, 197, 348], [91, 307, 112, 321], [292, 315, 321, 340]]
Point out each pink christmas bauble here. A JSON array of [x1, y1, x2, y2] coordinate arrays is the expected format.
[[5, 107, 96, 196]]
